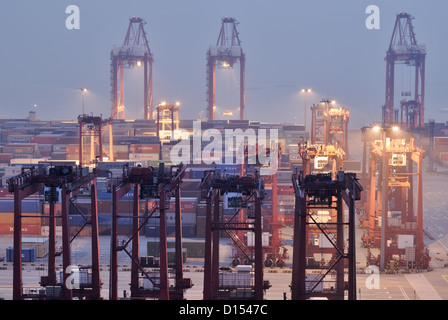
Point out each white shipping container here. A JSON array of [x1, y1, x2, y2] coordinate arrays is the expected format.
[[245, 232, 271, 247], [318, 233, 334, 249], [219, 271, 252, 288], [397, 234, 414, 249]]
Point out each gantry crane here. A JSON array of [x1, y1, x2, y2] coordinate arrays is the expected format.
[[385, 12, 426, 129], [311, 100, 350, 156], [78, 114, 114, 166], [111, 17, 153, 120], [360, 126, 428, 270], [206, 17, 245, 120], [7, 162, 101, 300], [291, 170, 362, 300], [109, 162, 191, 300], [199, 169, 269, 300], [299, 141, 346, 181]]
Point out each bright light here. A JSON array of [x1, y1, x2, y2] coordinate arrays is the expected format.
[[136, 61, 142, 67], [301, 88, 312, 93], [373, 125, 381, 132], [175, 101, 180, 107], [331, 100, 336, 105], [392, 126, 400, 132], [160, 101, 167, 106]]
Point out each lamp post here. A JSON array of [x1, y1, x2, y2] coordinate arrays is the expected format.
[[79, 88, 87, 115], [301, 88, 312, 131]]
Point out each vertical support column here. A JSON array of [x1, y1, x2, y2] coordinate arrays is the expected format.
[[119, 63, 125, 119], [110, 184, 118, 300], [416, 153, 424, 260], [98, 123, 103, 161], [254, 192, 263, 300], [407, 156, 414, 222], [90, 180, 101, 299], [240, 55, 245, 120], [109, 124, 114, 162], [203, 194, 212, 300], [336, 193, 344, 300], [144, 55, 149, 120], [90, 131, 95, 164], [174, 185, 184, 299], [159, 187, 169, 300], [291, 188, 307, 300], [385, 58, 395, 126], [348, 189, 357, 300], [211, 191, 220, 299], [48, 201, 57, 286], [111, 58, 118, 119], [61, 185, 73, 300], [368, 151, 376, 237], [271, 172, 279, 263], [79, 123, 83, 166], [148, 56, 153, 120], [419, 59, 425, 128], [207, 57, 216, 121], [13, 188, 23, 300], [131, 184, 140, 296]]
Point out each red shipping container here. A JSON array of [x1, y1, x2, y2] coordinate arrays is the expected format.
[[277, 184, 294, 195], [0, 223, 41, 235]]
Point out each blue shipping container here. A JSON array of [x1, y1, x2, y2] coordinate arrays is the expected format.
[[6, 247, 37, 262]]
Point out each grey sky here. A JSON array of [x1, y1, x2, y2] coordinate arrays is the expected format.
[[0, 1, 444, 129]]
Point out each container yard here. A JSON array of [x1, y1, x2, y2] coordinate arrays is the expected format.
[[0, 3, 448, 315]]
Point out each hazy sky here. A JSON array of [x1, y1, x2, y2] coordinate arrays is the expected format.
[[0, 0, 445, 129]]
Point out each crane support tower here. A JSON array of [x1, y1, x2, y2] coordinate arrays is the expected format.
[[291, 171, 362, 300], [385, 12, 426, 128], [311, 99, 350, 157], [111, 17, 153, 120], [206, 17, 245, 121], [156, 102, 180, 142], [360, 126, 428, 270], [7, 162, 101, 300], [199, 169, 269, 300], [78, 114, 114, 166], [109, 163, 191, 300]]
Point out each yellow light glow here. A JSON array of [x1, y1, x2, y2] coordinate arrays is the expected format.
[[392, 126, 400, 132], [136, 61, 142, 67], [175, 101, 181, 107], [373, 125, 381, 132]]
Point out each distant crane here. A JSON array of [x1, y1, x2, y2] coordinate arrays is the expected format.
[[111, 17, 153, 120], [385, 12, 426, 128], [206, 17, 245, 120]]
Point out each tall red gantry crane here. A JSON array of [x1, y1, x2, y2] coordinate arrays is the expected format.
[[385, 12, 426, 128], [111, 17, 153, 120], [206, 17, 245, 121]]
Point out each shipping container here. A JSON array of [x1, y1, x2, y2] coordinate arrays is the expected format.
[[6, 247, 37, 262], [0, 224, 41, 235], [22, 237, 49, 258]]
